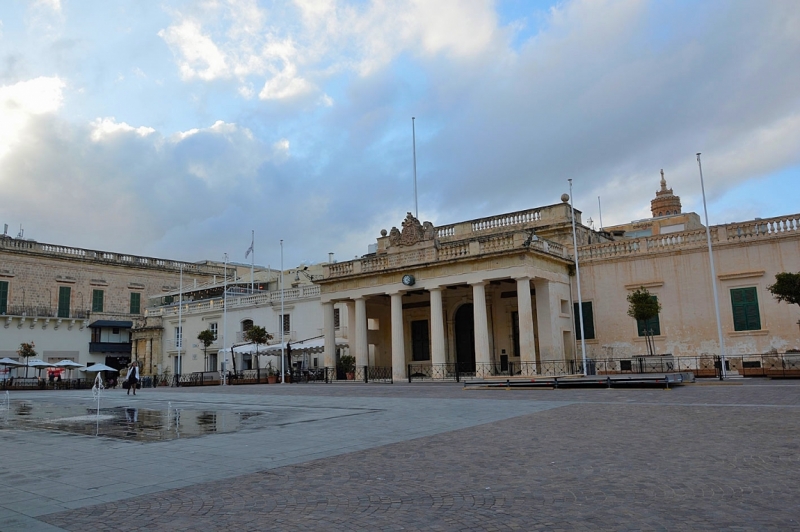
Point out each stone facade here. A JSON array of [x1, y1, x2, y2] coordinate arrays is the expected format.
[[0, 237, 222, 369]]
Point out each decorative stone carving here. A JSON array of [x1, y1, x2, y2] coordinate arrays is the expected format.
[[388, 213, 436, 247], [388, 227, 401, 246]]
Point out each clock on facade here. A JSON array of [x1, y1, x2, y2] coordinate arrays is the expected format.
[[401, 274, 415, 286]]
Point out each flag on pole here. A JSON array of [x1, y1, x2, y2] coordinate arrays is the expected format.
[[245, 234, 254, 258]]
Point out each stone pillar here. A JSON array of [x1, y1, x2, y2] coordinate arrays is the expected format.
[[533, 279, 563, 363], [516, 277, 537, 368], [131, 339, 138, 362], [390, 292, 406, 381], [345, 300, 356, 356], [323, 302, 336, 368], [354, 297, 368, 368], [430, 287, 446, 366], [471, 281, 491, 366], [146, 338, 153, 375]]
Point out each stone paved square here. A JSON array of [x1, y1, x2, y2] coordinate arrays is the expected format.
[[1, 381, 798, 531]]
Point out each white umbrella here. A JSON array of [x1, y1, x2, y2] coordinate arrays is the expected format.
[[53, 360, 84, 369], [0, 357, 24, 367], [81, 363, 119, 373], [26, 359, 55, 369]]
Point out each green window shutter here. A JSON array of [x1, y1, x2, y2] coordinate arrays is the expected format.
[[58, 286, 71, 318], [164, 295, 174, 305], [0, 281, 8, 314], [92, 290, 104, 312], [574, 302, 595, 340], [636, 296, 660, 336], [130, 293, 141, 314], [731, 287, 760, 331]]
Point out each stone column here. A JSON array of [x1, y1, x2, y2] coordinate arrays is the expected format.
[[354, 297, 368, 368], [533, 279, 563, 364], [471, 281, 491, 366], [516, 277, 537, 369], [146, 338, 153, 374], [323, 302, 336, 368], [430, 288, 446, 366], [390, 292, 406, 381], [131, 339, 138, 362], [345, 300, 356, 357]]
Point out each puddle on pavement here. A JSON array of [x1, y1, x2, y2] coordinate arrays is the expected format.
[[0, 400, 265, 442]]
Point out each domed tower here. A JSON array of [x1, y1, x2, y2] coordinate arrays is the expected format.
[[650, 169, 682, 217]]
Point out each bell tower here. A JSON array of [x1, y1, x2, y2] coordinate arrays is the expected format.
[[650, 169, 682, 217]]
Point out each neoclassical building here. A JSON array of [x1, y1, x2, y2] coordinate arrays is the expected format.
[[318, 179, 799, 380]]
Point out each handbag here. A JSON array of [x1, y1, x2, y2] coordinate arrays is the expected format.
[[136, 382, 141, 389], [122, 381, 129, 389]]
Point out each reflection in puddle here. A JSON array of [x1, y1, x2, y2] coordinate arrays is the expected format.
[[0, 401, 264, 442]]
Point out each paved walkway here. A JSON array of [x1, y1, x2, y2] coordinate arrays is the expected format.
[[1, 381, 798, 531]]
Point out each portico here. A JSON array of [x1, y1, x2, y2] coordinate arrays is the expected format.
[[318, 205, 585, 380]]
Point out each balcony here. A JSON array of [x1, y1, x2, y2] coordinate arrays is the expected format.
[[89, 342, 132, 354], [1, 305, 89, 319]]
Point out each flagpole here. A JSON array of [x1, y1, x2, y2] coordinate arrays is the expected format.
[[412, 117, 418, 219], [569, 180, 588, 376], [280, 240, 285, 384], [222, 253, 228, 386], [178, 264, 183, 381]]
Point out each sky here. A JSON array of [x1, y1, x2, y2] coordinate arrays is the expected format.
[[1, 0, 799, 269]]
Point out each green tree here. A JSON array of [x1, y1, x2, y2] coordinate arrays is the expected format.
[[767, 272, 800, 307], [17, 341, 36, 378], [627, 287, 662, 356], [197, 329, 216, 371], [244, 325, 273, 382]]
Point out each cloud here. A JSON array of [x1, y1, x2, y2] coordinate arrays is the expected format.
[[90, 118, 156, 142], [158, 20, 229, 81], [0, 76, 64, 159]]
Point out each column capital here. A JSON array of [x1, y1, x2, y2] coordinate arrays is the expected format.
[[513, 276, 532, 282], [468, 280, 487, 287], [428, 286, 444, 293]]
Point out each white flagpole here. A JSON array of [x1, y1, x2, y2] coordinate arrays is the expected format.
[[412, 117, 418, 219], [222, 253, 228, 386], [697, 153, 727, 380], [178, 264, 183, 380], [250, 230, 254, 292], [280, 240, 285, 384], [569, 180, 588, 376]]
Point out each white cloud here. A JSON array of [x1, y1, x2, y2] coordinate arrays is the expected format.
[[34, 0, 61, 12], [259, 63, 313, 100], [0, 76, 65, 159], [158, 20, 229, 81], [90, 118, 155, 142]]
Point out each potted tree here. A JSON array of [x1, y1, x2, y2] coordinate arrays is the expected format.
[[339, 354, 356, 380], [244, 325, 272, 383], [17, 342, 36, 378], [197, 329, 216, 373], [627, 287, 662, 356], [266, 361, 278, 384]]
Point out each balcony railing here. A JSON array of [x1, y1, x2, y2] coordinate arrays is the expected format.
[[146, 285, 321, 318], [1, 306, 89, 319]]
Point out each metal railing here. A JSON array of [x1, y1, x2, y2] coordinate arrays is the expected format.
[[1, 306, 90, 319], [408, 354, 800, 380]]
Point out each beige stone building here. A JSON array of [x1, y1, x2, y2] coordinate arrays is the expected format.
[[317, 179, 799, 380], [0, 236, 222, 371]]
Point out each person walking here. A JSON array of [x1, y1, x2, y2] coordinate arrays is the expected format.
[[125, 361, 140, 396]]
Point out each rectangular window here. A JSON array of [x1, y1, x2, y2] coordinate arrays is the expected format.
[[411, 320, 430, 361], [164, 295, 174, 305], [175, 326, 183, 349], [636, 296, 660, 336], [731, 287, 761, 331], [209, 322, 218, 340], [207, 353, 217, 372], [279, 314, 290, 334], [574, 302, 595, 340], [0, 281, 8, 315], [92, 289, 104, 313], [334, 308, 340, 329], [129, 292, 141, 314], [58, 286, 71, 318]]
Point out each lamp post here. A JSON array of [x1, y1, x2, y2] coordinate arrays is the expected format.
[[697, 153, 727, 380], [222, 253, 228, 386], [280, 240, 285, 384]]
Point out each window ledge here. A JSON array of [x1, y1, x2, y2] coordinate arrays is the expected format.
[[728, 329, 768, 337], [576, 339, 599, 345], [633, 336, 664, 342]]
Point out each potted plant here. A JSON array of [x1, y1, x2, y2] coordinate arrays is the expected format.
[[339, 354, 356, 380], [266, 362, 278, 384]]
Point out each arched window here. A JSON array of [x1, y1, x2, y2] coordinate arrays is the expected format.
[[242, 319, 253, 331]]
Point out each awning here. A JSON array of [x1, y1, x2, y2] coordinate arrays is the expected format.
[[88, 320, 133, 328], [263, 337, 348, 355]]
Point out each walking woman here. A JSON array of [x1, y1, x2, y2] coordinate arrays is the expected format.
[[126, 361, 140, 396]]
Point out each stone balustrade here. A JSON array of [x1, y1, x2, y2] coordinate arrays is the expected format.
[[1, 237, 226, 275], [578, 213, 799, 262], [145, 285, 321, 317]]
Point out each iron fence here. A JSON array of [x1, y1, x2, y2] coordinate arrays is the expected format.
[[408, 353, 800, 381]]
